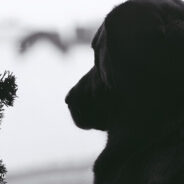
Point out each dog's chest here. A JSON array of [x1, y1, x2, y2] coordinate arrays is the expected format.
[[94, 139, 184, 184], [115, 142, 184, 184]]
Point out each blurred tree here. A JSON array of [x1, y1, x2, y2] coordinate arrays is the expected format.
[[0, 71, 17, 184], [19, 31, 68, 54], [19, 24, 98, 55]]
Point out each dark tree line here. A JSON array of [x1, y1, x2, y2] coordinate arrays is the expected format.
[[0, 71, 17, 184]]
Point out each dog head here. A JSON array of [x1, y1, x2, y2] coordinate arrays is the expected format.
[[65, 22, 119, 131], [65, 0, 184, 131]]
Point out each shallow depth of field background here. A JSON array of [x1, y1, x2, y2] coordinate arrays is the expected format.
[[0, 0, 123, 183]]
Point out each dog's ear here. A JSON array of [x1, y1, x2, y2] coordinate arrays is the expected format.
[[104, 1, 167, 91], [103, 1, 171, 116], [104, 0, 184, 120]]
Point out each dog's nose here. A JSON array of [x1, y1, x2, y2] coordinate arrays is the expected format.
[[65, 92, 71, 104]]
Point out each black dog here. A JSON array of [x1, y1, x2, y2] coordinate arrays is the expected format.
[[65, 0, 184, 183]]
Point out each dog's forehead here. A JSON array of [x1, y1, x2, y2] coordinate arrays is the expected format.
[[92, 23, 106, 49]]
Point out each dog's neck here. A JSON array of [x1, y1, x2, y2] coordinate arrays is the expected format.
[[108, 119, 183, 150], [94, 119, 184, 184]]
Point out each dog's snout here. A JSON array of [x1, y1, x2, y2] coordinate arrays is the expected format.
[[65, 68, 95, 105], [65, 86, 78, 105], [65, 91, 71, 104]]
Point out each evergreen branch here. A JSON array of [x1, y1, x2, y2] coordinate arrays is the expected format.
[[0, 71, 18, 107]]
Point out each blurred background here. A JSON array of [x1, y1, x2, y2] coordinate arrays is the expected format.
[[0, 0, 123, 183]]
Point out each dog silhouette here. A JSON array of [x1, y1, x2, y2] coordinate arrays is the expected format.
[[66, 0, 184, 183]]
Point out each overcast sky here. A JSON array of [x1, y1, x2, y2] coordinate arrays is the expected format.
[[0, 0, 124, 28]]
